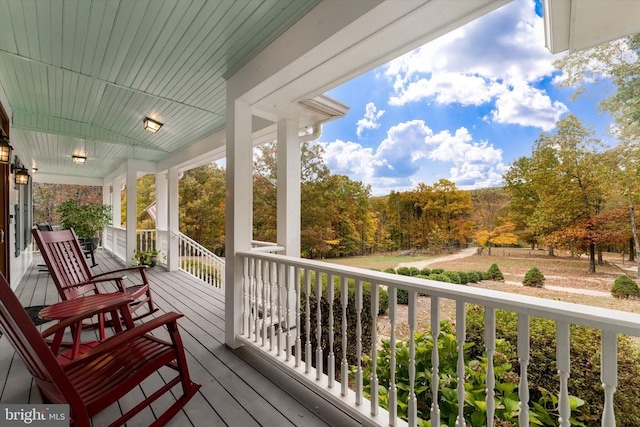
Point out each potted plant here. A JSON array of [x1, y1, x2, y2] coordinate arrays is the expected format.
[[58, 199, 112, 249], [134, 249, 160, 267]]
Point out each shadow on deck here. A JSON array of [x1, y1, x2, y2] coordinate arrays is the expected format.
[[1, 250, 360, 426]]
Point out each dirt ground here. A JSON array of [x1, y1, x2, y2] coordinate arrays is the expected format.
[[377, 247, 640, 342]]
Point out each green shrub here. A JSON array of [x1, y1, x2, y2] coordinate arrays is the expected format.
[[384, 267, 396, 274], [457, 271, 470, 284], [473, 270, 488, 281], [362, 321, 584, 426], [420, 268, 431, 276], [396, 266, 411, 276], [611, 275, 640, 299], [396, 288, 409, 304], [431, 268, 444, 274], [428, 273, 452, 283], [409, 267, 420, 276], [299, 274, 375, 378], [466, 306, 640, 426], [467, 271, 481, 283], [523, 266, 545, 288], [443, 271, 461, 284], [486, 263, 504, 281]]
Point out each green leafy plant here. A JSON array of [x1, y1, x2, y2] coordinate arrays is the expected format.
[[58, 199, 112, 240], [523, 266, 545, 288], [611, 275, 640, 299], [486, 263, 504, 281], [361, 321, 585, 426], [134, 249, 160, 267]]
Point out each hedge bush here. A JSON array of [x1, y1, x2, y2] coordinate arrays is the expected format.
[[443, 271, 461, 284], [384, 267, 396, 274], [486, 263, 504, 281], [299, 274, 377, 378], [409, 267, 420, 276], [457, 271, 470, 284], [420, 268, 431, 276], [431, 268, 444, 274], [467, 271, 481, 283], [428, 273, 452, 283], [523, 266, 545, 288], [396, 288, 409, 304], [466, 306, 640, 426], [396, 266, 411, 276], [611, 275, 640, 299]]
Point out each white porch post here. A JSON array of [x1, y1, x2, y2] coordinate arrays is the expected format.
[[155, 171, 168, 258], [112, 176, 122, 251], [276, 119, 301, 256], [167, 166, 180, 271], [225, 99, 253, 348], [277, 119, 300, 330], [125, 162, 137, 264]]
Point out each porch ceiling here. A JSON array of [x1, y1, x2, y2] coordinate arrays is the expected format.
[[0, 0, 320, 179]]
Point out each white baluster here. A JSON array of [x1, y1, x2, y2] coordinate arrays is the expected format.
[[389, 287, 398, 426], [328, 274, 335, 388], [276, 263, 283, 357], [316, 271, 323, 381], [408, 290, 417, 426], [341, 277, 349, 396], [254, 258, 261, 343], [485, 307, 495, 427], [305, 270, 312, 374], [601, 330, 617, 427], [356, 279, 363, 405], [241, 256, 249, 336], [557, 321, 570, 427], [455, 301, 466, 427], [370, 283, 379, 416], [294, 266, 301, 366], [261, 260, 268, 347], [518, 314, 530, 427], [269, 261, 276, 352], [431, 296, 440, 426]]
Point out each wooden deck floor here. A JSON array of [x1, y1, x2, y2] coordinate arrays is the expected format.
[[1, 250, 361, 427]]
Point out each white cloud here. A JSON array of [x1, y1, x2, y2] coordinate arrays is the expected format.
[[384, 0, 566, 131], [319, 120, 507, 195], [356, 102, 385, 137]]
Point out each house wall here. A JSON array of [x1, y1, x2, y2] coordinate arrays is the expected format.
[[0, 82, 31, 288]]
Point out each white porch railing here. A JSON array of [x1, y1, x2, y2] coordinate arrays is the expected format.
[[103, 226, 126, 262], [176, 232, 225, 289], [237, 250, 639, 427]]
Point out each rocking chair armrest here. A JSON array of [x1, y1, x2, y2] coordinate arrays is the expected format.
[[93, 265, 148, 279], [64, 312, 185, 369], [40, 295, 134, 340], [59, 276, 127, 292]]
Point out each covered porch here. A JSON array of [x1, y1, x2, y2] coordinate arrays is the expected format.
[[1, 249, 360, 426]]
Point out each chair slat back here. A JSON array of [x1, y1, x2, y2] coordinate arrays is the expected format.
[[32, 229, 95, 299], [0, 273, 77, 403]]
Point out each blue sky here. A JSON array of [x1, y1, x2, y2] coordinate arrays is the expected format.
[[316, 0, 616, 196]]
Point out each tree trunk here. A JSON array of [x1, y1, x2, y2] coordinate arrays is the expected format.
[[629, 237, 636, 262], [548, 246, 554, 257], [589, 242, 596, 273], [627, 190, 640, 279], [597, 245, 603, 265]]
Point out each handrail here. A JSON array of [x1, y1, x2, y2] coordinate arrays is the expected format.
[[174, 231, 224, 289], [236, 250, 637, 427]]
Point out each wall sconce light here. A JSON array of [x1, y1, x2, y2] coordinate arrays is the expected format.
[[143, 117, 163, 133], [11, 162, 29, 186], [0, 134, 13, 164], [72, 155, 87, 164]]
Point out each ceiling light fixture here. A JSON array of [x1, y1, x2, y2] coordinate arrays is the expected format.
[[72, 155, 87, 165], [143, 117, 163, 133], [0, 133, 13, 164]]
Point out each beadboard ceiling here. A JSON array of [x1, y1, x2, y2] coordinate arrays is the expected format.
[[0, 0, 320, 179]]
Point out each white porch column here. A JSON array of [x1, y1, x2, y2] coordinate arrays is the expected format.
[[276, 119, 301, 256], [125, 162, 137, 264], [112, 176, 122, 251], [167, 166, 180, 271], [225, 99, 253, 348], [155, 171, 168, 257], [277, 119, 301, 330]]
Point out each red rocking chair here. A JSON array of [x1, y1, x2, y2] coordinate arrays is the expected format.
[[32, 228, 158, 321], [0, 272, 200, 426]]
